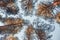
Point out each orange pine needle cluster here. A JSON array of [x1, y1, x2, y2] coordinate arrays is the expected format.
[[5, 34, 17, 40], [4, 18, 24, 26], [26, 25, 34, 40], [21, 0, 33, 11], [0, 18, 24, 34], [37, 4, 53, 18], [36, 29, 46, 40], [55, 12, 60, 23], [53, 0, 60, 6], [0, 0, 18, 14]]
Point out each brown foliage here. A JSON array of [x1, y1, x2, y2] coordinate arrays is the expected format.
[[55, 12, 60, 23], [27, 0, 33, 11], [53, 0, 60, 6], [37, 4, 53, 18], [36, 29, 46, 40], [4, 18, 24, 26], [0, 0, 18, 14], [0, 1, 7, 7], [0, 18, 24, 34], [26, 25, 34, 40], [21, 0, 33, 11], [5, 34, 17, 40], [0, 0, 14, 7]]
